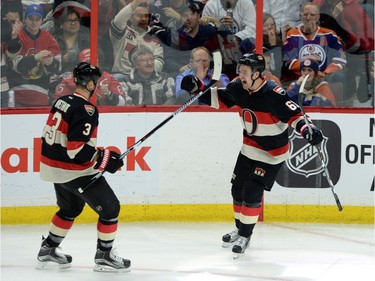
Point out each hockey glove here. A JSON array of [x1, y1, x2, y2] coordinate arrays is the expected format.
[[94, 149, 124, 174], [181, 75, 204, 95], [300, 124, 323, 146]]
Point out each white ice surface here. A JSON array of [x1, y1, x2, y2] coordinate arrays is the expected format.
[[1, 222, 374, 281]]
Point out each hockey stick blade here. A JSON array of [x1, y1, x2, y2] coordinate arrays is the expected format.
[[78, 51, 223, 193], [298, 75, 343, 211]]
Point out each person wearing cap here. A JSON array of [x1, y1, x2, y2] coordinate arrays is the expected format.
[[10, 3, 62, 106], [52, 48, 126, 106], [287, 58, 337, 106]]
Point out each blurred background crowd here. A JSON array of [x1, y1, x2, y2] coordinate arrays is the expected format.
[[1, 0, 374, 108]]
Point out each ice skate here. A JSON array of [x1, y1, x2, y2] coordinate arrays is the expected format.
[[232, 235, 250, 259], [94, 248, 131, 273], [222, 229, 239, 248], [36, 237, 72, 269]]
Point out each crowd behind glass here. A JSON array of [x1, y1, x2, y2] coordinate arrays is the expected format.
[[1, 0, 374, 108]]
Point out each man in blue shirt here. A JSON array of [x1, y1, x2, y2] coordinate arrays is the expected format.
[[175, 46, 229, 104]]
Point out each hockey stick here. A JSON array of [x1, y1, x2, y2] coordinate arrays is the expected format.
[[78, 51, 223, 193], [298, 74, 343, 211]]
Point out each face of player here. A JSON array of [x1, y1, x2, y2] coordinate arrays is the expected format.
[[237, 64, 255, 90], [61, 12, 81, 35], [25, 15, 43, 35], [135, 53, 155, 76], [301, 5, 319, 34], [301, 67, 316, 81], [181, 10, 200, 31], [191, 49, 210, 71], [132, 6, 150, 31]]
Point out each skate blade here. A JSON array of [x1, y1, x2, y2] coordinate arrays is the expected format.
[[35, 260, 71, 270], [93, 264, 131, 273], [222, 242, 233, 248], [232, 252, 245, 259]]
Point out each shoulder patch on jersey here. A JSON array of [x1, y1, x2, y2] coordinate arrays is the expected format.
[[273, 86, 286, 95], [84, 105, 95, 116]]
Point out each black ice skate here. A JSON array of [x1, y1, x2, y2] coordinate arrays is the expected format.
[[36, 237, 72, 269], [232, 235, 250, 259], [222, 229, 239, 248], [94, 248, 131, 273]]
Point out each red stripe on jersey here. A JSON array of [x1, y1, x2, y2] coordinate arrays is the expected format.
[[41, 155, 93, 171], [241, 110, 280, 125], [59, 118, 69, 134], [67, 140, 87, 151], [243, 137, 290, 156], [52, 214, 74, 230], [241, 205, 261, 216], [233, 204, 242, 213], [97, 221, 118, 234], [46, 115, 69, 135]]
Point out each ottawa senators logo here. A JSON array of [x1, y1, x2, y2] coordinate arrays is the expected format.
[[84, 105, 95, 116], [254, 167, 266, 177]]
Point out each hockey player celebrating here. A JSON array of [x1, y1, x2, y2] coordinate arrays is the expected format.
[[181, 53, 323, 258], [37, 62, 130, 272]]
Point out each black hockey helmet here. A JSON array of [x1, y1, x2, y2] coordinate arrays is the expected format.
[[73, 62, 101, 86], [238, 53, 265, 74]]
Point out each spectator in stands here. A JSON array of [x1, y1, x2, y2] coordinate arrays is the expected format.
[[119, 45, 176, 105], [150, 0, 187, 32], [52, 48, 126, 106], [53, 8, 90, 73], [97, 0, 127, 71], [200, 0, 256, 79], [263, 50, 282, 86], [175, 46, 229, 104], [110, 0, 164, 76], [287, 58, 336, 106], [153, 1, 230, 77], [11, 4, 61, 107], [313, 0, 374, 105], [21, 0, 54, 15], [202, 0, 256, 44], [281, 2, 347, 89], [263, 0, 310, 39], [41, 1, 90, 34], [1, 1, 23, 107], [263, 13, 283, 79]]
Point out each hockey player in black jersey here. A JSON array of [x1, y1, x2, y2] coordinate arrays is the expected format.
[[181, 53, 323, 258], [36, 62, 131, 272]]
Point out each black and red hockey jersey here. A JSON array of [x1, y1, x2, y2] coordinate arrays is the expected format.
[[201, 78, 306, 165], [40, 93, 99, 183]]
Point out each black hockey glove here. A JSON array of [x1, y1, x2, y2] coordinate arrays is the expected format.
[[181, 75, 204, 95], [300, 124, 323, 146], [94, 149, 124, 174]]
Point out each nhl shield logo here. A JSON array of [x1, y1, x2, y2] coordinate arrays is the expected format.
[[286, 130, 329, 178], [276, 120, 341, 188]]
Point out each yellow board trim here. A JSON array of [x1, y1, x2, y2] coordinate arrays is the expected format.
[[1, 204, 373, 225]]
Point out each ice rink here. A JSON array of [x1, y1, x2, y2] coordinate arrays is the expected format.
[[1, 222, 374, 281]]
